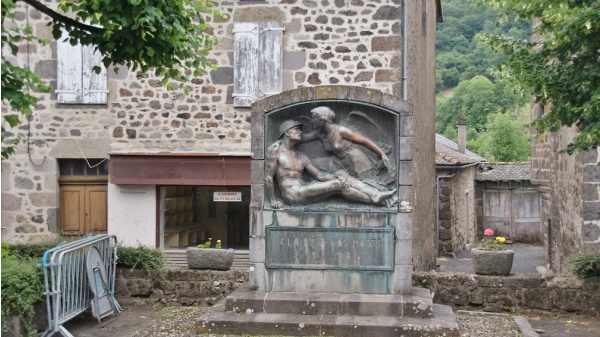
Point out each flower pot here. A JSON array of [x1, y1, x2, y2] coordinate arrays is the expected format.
[[186, 247, 235, 270], [471, 248, 514, 275]]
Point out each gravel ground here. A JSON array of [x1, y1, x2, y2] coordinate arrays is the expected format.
[[64, 305, 540, 337]]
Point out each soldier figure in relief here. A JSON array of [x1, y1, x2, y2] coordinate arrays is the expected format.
[[265, 119, 396, 208]]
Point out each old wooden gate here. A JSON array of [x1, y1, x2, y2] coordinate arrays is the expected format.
[[483, 189, 542, 243]]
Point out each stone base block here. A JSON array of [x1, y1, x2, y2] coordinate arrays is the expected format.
[[197, 286, 458, 337], [198, 303, 459, 337], [224, 287, 434, 318]]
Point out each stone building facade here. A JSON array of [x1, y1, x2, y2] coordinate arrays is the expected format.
[[435, 134, 484, 256], [530, 106, 600, 273], [1, 0, 441, 270]]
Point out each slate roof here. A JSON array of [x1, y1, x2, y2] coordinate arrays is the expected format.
[[475, 162, 531, 181], [435, 134, 485, 166]]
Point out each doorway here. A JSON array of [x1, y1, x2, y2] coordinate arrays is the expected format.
[[483, 189, 542, 243], [159, 186, 250, 249], [59, 159, 108, 234]]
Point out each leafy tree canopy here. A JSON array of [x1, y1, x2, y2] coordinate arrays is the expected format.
[[435, 0, 530, 91], [436, 75, 528, 135], [468, 112, 530, 162], [1, 0, 223, 159], [478, 0, 600, 154]]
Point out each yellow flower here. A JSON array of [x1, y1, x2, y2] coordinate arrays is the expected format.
[[497, 237, 506, 243], [217, 240, 221, 244]]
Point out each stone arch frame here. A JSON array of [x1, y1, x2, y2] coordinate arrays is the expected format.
[[248, 85, 415, 295], [250, 85, 413, 212]]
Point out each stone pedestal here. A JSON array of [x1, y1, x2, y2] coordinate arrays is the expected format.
[[198, 286, 459, 336], [248, 211, 412, 295]]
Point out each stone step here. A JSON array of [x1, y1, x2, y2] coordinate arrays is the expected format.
[[225, 287, 434, 318], [198, 303, 459, 337]]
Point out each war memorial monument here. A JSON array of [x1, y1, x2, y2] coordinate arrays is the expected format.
[[199, 86, 458, 336]]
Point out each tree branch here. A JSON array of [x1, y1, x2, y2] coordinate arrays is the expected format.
[[18, 0, 105, 35]]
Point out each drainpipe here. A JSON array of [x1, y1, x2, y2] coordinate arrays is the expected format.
[[402, 0, 408, 100]]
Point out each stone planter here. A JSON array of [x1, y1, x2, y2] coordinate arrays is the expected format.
[[186, 247, 235, 270], [471, 248, 514, 275]]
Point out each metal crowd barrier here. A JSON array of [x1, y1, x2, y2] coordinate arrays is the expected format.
[[41, 234, 120, 337]]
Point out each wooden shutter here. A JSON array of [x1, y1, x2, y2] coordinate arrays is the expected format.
[[258, 22, 284, 99], [233, 22, 259, 107], [56, 30, 108, 104], [82, 45, 108, 104], [57, 35, 83, 104], [233, 22, 283, 107]]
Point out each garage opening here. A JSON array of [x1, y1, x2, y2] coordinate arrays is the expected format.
[[159, 185, 250, 250]]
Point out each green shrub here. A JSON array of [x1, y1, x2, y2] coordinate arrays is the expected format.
[[9, 242, 61, 260], [117, 245, 165, 273], [571, 253, 600, 281], [1, 249, 44, 335]]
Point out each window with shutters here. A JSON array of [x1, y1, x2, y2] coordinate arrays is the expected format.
[[233, 22, 284, 107], [56, 31, 108, 104]]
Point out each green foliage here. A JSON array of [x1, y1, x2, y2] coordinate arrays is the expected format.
[[1, 0, 52, 159], [1, 0, 224, 158], [474, 112, 531, 162], [117, 245, 165, 273], [197, 238, 223, 249], [571, 253, 600, 281], [479, 0, 600, 154], [8, 242, 62, 260], [436, 0, 530, 91], [1, 247, 44, 335], [197, 238, 212, 248], [54, 0, 224, 85], [436, 76, 528, 135], [477, 238, 505, 251]]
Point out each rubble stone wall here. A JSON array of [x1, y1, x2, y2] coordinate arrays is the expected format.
[[414, 272, 600, 315], [2, 0, 438, 245], [114, 268, 599, 315], [530, 105, 600, 273]]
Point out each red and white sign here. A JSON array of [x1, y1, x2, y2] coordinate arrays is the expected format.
[[213, 191, 242, 202]]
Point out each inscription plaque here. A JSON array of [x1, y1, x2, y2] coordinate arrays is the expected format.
[[266, 227, 394, 271]]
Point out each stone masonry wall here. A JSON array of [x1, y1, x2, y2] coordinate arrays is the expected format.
[[115, 268, 249, 307], [406, 0, 438, 271], [530, 103, 600, 273], [438, 174, 452, 255], [113, 268, 600, 316], [414, 272, 600, 315], [1, 0, 435, 245], [438, 167, 477, 256]]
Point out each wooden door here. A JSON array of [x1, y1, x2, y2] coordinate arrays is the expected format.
[[60, 185, 107, 234], [483, 189, 541, 243], [512, 190, 542, 242], [483, 190, 511, 238]]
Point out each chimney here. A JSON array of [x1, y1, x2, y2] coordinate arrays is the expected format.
[[457, 116, 467, 153]]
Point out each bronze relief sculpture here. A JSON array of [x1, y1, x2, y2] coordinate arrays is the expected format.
[[265, 107, 398, 209]]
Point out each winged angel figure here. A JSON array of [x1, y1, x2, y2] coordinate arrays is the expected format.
[[300, 106, 398, 206]]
